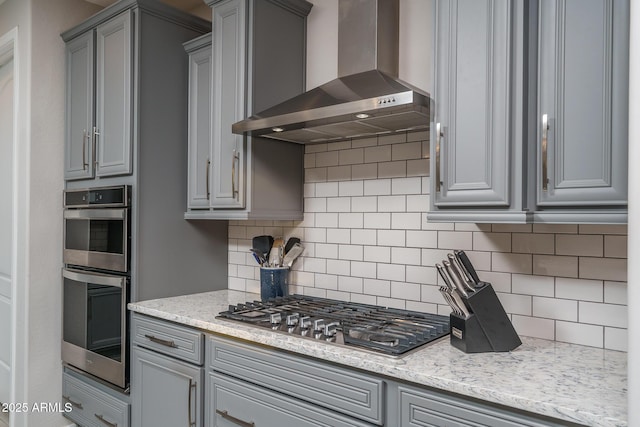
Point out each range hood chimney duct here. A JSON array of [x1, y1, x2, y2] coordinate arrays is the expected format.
[[232, 0, 432, 144], [337, 0, 399, 78]]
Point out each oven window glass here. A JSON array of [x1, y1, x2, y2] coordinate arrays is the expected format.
[[65, 218, 124, 254], [63, 276, 122, 361]]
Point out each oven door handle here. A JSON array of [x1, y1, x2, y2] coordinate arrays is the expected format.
[[64, 208, 126, 220], [63, 268, 126, 288]]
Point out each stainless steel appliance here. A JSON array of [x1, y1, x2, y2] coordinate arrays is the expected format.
[[218, 295, 450, 356], [232, 0, 432, 144], [62, 268, 128, 388], [63, 186, 130, 272], [62, 185, 131, 389]]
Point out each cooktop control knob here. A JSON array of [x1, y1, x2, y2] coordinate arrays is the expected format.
[[299, 316, 311, 330], [270, 313, 282, 326], [313, 319, 325, 333], [286, 313, 300, 327], [324, 321, 340, 338]]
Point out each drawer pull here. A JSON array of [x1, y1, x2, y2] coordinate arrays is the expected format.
[[144, 334, 177, 348], [94, 413, 117, 427], [188, 379, 197, 426], [435, 122, 443, 192], [62, 395, 83, 410], [216, 409, 255, 427], [541, 113, 549, 191]]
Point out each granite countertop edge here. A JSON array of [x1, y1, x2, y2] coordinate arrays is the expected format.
[[128, 290, 627, 427]]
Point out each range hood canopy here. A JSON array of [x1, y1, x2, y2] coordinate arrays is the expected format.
[[232, 0, 433, 144]]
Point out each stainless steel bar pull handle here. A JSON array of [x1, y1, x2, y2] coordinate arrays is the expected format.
[[541, 114, 549, 191], [94, 414, 117, 427], [62, 395, 83, 410], [206, 157, 211, 200], [231, 149, 239, 199], [187, 379, 196, 426], [216, 409, 255, 427], [93, 126, 100, 170], [144, 334, 177, 348], [435, 122, 443, 192], [82, 129, 89, 170]]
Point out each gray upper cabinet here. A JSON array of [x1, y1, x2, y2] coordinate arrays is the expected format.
[[185, 0, 311, 220], [64, 10, 132, 180], [432, 0, 512, 208], [64, 31, 95, 180], [536, 0, 629, 208], [210, 0, 246, 208], [185, 34, 213, 209], [429, 0, 629, 224], [94, 11, 132, 177]]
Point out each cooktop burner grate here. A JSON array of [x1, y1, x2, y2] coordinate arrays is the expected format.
[[217, 295, 450, 356]]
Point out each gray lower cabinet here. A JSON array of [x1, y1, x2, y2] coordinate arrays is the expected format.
[[207, 335, 380, 426], [129, 319, 578, 427], [132, 347, 203, 427], [184, 0, 311, 220], [62, 367, 130, 427], [131, 314, 205, 427], [429, 0, 630, 224], [64, 10, 132, 180], [389, 383, 569, 427]]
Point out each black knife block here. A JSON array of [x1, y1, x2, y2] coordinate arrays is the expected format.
[[449, 283, 521, 353]]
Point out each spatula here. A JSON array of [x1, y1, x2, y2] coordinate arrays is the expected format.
[[282, 243, 304, 268]]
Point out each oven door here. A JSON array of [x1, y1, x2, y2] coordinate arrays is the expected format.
[[62, 268, 128, 388], [63, 208, 129, 272]]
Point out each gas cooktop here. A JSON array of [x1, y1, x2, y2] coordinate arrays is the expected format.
[[217, 295, 450, 356]]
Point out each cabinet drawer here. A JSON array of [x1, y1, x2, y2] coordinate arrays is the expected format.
[[209, 336, 384, 425], [63, 370, 129, 427], [209, 372, 373, 427], [131, 314, 204, 365], [398, 386, 564, 427]]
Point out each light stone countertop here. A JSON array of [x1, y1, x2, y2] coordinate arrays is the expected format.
[[128, 290, 627, 427]]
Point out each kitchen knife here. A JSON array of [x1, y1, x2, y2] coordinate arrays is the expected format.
[[443, 260, 469, 298], [436, 263, 455, 291], [448, 253, 476, 293], [438, 286, 461, 316], [454, 250, 482, 285], [447, 287, 471, 318]]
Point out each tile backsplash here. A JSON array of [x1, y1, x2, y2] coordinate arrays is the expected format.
[[228, 131, 628, 351]]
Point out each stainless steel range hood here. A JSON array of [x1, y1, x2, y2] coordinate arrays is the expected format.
[[232, 0, 432, 144]]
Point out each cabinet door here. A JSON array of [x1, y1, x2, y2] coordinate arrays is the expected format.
[[432, 0, 511, 207], [95, 10, 132, 177], [209, 372, 372, 427], [132, 346, 203, 427], [65, 31, 95, 180], [211, 0, 245, 208], [537, 0, 628, 206], [187, 46, 213, 209]]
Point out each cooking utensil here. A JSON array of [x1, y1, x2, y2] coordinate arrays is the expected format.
[[448, 287, 471, 318], [443, 260, 469, 298], [448, 253, 476, 293], [454, 250, 484, 288], [282, 243, 304, 268], [436, 263, 455, 291], [252, 235, 274, 261], [284, 237, 301, 254], [439, 286, 461, 316]]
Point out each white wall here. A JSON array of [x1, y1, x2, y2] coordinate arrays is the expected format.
[[627, 1, 639, 424], [0, 0, 100, 425]]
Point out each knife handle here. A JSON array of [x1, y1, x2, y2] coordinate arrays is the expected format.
[[436, 263, 455, 291], [454, 250, 481, 284], [443, 260, 469, 298]]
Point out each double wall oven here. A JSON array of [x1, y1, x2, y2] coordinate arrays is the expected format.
[[62, 185, 131, 389]]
